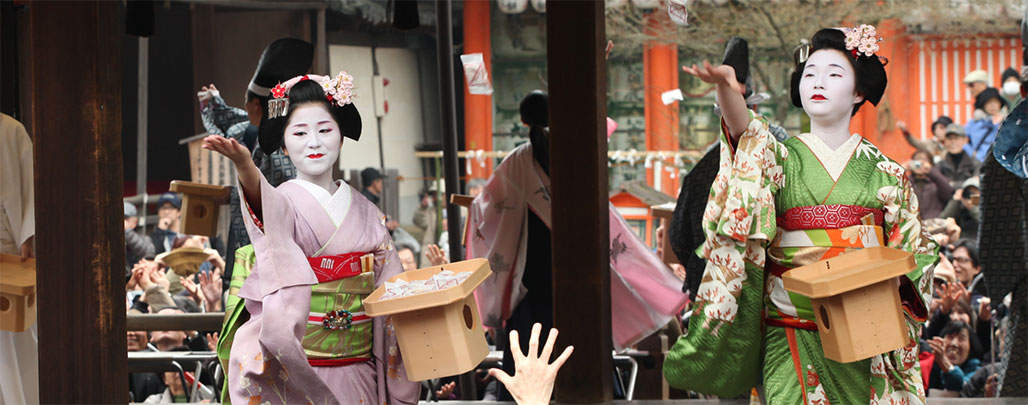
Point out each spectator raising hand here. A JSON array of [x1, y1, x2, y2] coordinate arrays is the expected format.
[[181, 276, 204, 306], [426, 244, 449, 267], [488, 323, 574, 405], [205, 332, 219, 352], [198, 271, 223, 312]]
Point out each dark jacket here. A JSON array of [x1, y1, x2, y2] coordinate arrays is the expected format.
[[941, 200, 980, 242], [938, 151, 980, 188], [125, 228, 155, 278], [149, 228, 180, 256], [961, 363, 998, 397], [912, 168, 956, 219], [669, 147, 720, 299], [929, 357, 981, 392]]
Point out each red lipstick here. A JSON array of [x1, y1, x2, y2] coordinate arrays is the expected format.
[[308, 153, 325, 159], [811, 94, 827, 101]]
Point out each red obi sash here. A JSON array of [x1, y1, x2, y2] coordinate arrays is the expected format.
[[777, 204, 884, 231], [308, 252, 370, 283], [765, 205, 886, 331]]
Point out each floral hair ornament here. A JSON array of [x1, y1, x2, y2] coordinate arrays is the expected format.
[[843, 24, 882, 58], [267, 71, 357, 119]]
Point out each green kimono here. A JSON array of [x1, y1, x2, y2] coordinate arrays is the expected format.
[[665, 112, 939, 404]]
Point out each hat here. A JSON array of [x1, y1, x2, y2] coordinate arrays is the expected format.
[[963, 70, 989, 84], [247, 38, 315, 98], [943, 123, 966, 137], [932, 115, 953, 130], [974, 87, 1009, 111], [361, 167, 383, 185], [722, 37, 753, 98], [1002, 67, 1020, 83], [124, 202, 138, 217], [157, 192, 182, 209], [961, 176, 980, 190]]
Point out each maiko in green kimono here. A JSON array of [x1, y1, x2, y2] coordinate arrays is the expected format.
[[664, 27, 939, 404]]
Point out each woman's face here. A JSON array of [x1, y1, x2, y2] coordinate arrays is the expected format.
[[984, 98, 1003, 116], [944, 328, 971, 366], [283, 104, 341, 179], [799, 49, 863, 122]]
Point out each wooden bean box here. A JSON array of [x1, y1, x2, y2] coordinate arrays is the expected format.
[[0, 254, 36, 332], [782, 246, 916, 363], [365, 258, 491, 381]]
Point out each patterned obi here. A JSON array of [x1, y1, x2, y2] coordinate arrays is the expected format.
[[765, 205, 885, 330], [303, 252, 376, 367]]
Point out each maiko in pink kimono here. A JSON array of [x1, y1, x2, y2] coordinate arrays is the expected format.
[[204, 72, 419, 404]]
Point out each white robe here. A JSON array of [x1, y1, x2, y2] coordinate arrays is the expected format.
[[0, 113, 38, 405]]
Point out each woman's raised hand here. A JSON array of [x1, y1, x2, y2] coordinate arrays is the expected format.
[[202, 135, 251, 166], [682, 60, 742, 94]]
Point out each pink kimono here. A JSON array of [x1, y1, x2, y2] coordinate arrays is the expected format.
[[467, 143, 689, 350], [229, 176, 420, 404]]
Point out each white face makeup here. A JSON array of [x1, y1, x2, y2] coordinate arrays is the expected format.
[[799, 49, 863, 123], [283, 104, 342, 180]]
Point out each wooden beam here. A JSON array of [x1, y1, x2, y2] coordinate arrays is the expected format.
[[27, 1, 127, 403], [126, 313, 226, 332], [546, 1, 612, 402]]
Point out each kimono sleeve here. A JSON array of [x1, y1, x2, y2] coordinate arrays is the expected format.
[[467, 164, 528, 328], [664, 110, 786, 397], [878, 170, 939, 321], [236, 175, 318, 300], [367, 203, 421, 405]]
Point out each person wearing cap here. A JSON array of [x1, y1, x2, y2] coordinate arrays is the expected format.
[[965, 87, 1010, 162], [898, 115, 951, 162], [149, 192, 182, 255], [124, 201, 155, 279], [197, 38, 314, 284], [963, 70, 990, 101], [937, 123, 980, 188], [942, 177, 981, 243]]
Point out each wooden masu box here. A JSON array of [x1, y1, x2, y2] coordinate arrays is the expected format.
[[0, 254, 36, 332], [365, 258, 491, 381], [782, 246, 916, 363], [169, 180, 230, 237]]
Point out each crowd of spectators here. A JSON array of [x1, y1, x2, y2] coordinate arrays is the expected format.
[[899, 67, 1024, 398], [123, 192, 226, 403]]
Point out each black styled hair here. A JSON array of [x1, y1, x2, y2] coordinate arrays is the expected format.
[[951, 240, 980, 268], [940, 320, 983, 362], [257, 78, 362, 153], [790, 28, 888, 116], [520, 90, 551, 175]]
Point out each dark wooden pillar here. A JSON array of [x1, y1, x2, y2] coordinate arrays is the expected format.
[[27, 2, 127, 403], [547, 1, 612, 402]]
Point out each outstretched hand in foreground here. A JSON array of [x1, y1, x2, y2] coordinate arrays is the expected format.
[[489, 323, 574, 405]]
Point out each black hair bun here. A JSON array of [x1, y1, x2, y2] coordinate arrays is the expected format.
[[257, 78, 362, 153], [790, 28, 887, 116]]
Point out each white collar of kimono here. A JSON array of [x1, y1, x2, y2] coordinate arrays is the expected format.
[[797, 132, 863, 182], [289, 179, 350, 227]]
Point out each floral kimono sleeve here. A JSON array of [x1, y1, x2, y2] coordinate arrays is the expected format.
[[664, 110, 788, 397], [872, 162, 940, 401]]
